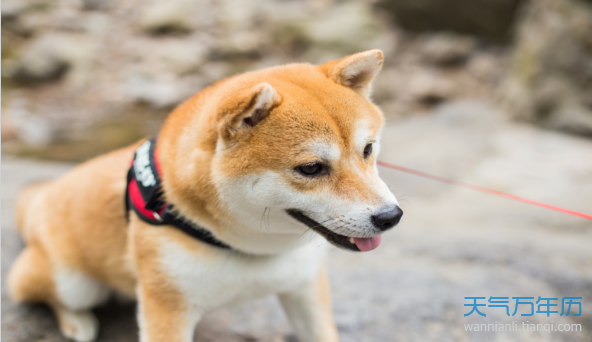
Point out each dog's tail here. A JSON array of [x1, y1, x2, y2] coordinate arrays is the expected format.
[[15, 181, 52, 239]]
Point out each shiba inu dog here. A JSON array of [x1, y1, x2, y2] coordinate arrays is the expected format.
[[8, 49, 402, 342]]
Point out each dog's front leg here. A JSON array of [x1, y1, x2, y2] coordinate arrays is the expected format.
[[278, 267, 339, 342], [137, 283, 201, 342]]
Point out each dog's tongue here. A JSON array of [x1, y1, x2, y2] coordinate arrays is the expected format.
[[353, 235, 382, 252]]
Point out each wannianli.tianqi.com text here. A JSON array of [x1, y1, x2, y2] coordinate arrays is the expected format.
[[464, 321, 582, 332]]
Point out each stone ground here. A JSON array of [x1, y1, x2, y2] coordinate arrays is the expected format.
[[2, 100, 591, 341]]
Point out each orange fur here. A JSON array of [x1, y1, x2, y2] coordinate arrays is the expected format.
[[9, 50, 389, 342]]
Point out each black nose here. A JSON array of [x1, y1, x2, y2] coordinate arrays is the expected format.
[[372, 206, 403, 231]]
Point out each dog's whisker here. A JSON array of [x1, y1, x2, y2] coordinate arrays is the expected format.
[[251, 178, 260, 190], [266, 207, 272, 232], [298, 228, 313, 239], [259, 207, 270, 232], [306, 217, 339, 231], [296, 216, 341, 240]]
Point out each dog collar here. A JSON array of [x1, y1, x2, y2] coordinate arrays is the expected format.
[[125, 137, 231, 250]]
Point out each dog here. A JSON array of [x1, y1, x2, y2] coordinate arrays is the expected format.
[[8, 49, 402, 342]]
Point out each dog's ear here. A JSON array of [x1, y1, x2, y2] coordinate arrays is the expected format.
[[319, 49, 384, 98], [218, 83, 281, 142]]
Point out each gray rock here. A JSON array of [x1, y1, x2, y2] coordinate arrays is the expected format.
[[547, 103, 592, 136], [12, 35, 70, 82], [303, 2, 393, 56], [216, 0, 271, 54], [499, 0, 592, 137], [125, 74, 187, 109], [4, 96, 55, 146], [406, 70, 457, 107], [269, 2, 397, 61], [11, 33, 97, 83], [82, 0, 113, 11], [377, 0, 522, 43], [466, 52, 502, 84], [418, 33, 476, 66], [0, 0, 47, 20], [137, 0, 197, 34]]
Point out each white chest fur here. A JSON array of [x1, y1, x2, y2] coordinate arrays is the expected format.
[[157, 235, 329, 312]]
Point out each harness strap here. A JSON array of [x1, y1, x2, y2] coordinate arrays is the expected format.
[[125, 137, 231, 250]]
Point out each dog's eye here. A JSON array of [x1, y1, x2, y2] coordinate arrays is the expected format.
[[363, 144, 373, 158], [297, 163, 324, 177]]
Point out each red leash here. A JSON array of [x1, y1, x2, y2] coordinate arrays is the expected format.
[[377, 160, 592, 221]]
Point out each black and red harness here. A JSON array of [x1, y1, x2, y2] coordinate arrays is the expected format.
[[125, 137, 231, 249]]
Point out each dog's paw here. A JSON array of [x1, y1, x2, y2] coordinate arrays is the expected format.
[[55, 307, 99, 342]]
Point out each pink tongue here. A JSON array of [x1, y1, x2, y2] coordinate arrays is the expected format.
[[353, 235, 382, 252]]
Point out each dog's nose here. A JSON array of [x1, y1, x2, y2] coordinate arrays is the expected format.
[[371, 206, 403, 231]]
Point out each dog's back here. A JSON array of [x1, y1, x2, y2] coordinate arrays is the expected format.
[[15, 180, 51, 239]]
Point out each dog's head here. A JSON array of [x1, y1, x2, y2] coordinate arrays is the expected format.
[[163, 50, 402, 253]]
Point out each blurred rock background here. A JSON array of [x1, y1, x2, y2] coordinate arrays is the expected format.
[[2, 1, 592, 341], [3, 0, 591, 161]]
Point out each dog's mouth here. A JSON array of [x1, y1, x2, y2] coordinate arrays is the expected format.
[[286, 209, 382, 252]]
